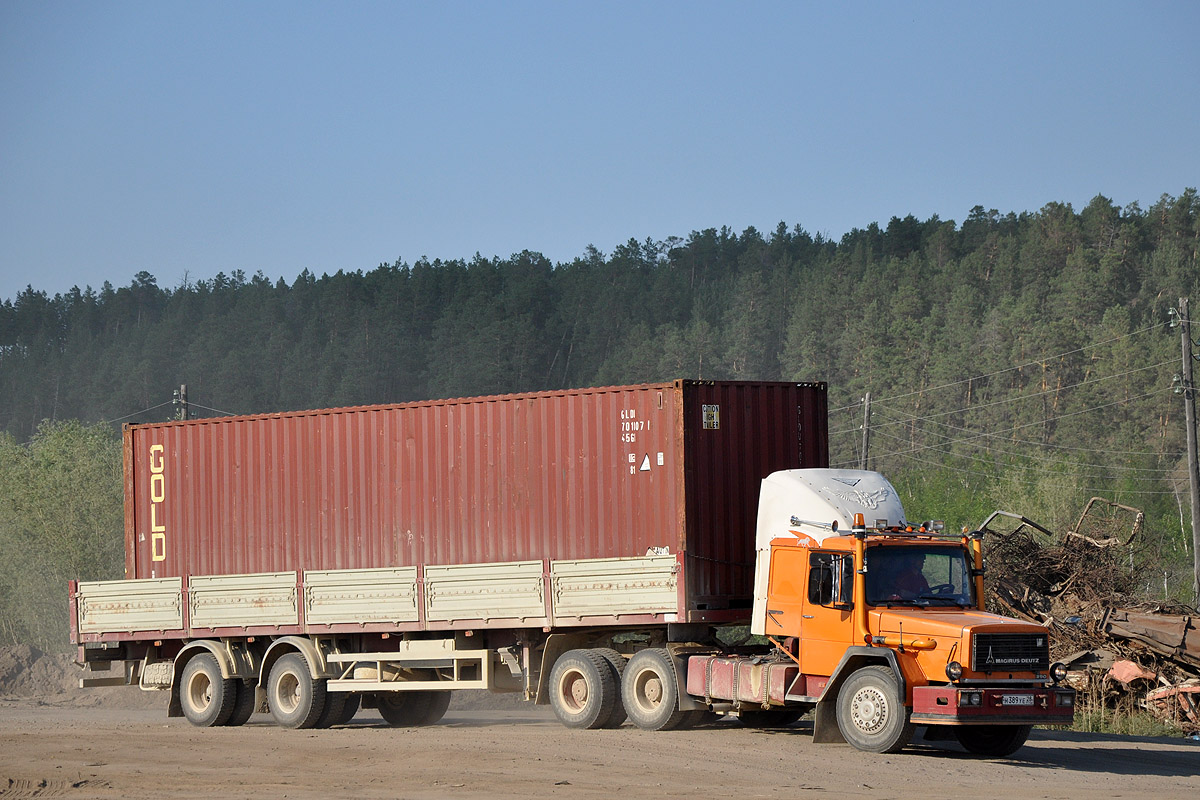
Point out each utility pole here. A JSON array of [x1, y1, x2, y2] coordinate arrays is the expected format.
[[1178, 298, 1200, 603], [173, 384, 189, 421], [860, 392, 872, 470]]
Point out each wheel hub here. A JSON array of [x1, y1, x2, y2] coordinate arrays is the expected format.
[[850, 687, 888, 734]]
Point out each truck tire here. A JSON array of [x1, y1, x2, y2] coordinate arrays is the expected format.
[[738, 706, 807, 728], [315, 692, 348, 728], [223, 680, 258, 726], [335, 692, 361, 725], [377, 690, 452, 726], [954, 724, 1032, 757], [591, 648, 629, 728], [621, 648, 691, 731], [548, 649, 619, 729], [179, 653, 238, 727], [835, 666, 914, 753], [267, 653, 328, 729]]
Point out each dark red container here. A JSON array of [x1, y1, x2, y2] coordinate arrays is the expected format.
[[124, 380, 827, 613]]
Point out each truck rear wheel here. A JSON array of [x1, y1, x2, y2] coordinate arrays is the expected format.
[[954, 724, 1032, 757], [267, 653, 328, 729], [835, 666, 914, 753], [377, 690, 451, 726], [591, 648, 629, 728], [223, 680, 258, 726], [179, 653, 238, 727], [548, 649, 619, 729], [621, 648, 691, 731]]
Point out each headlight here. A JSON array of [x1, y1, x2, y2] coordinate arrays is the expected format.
[[958, 690, 982, 707], [945, 661, 963, 681], [1058, 692, 1074, 707], [1050, 662, 1068, 683]]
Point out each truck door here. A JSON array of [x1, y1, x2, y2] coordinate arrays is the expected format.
[[764, 546, 806, 637], [799, 551, 854, 678]]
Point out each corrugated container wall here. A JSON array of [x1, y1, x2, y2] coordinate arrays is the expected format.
[[125, 381, 827, 611]]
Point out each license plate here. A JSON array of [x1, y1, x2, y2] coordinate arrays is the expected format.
[[1002, 694, 1034, 706]]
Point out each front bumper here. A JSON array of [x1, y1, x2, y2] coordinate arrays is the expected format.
[[910, 685, 1075, 726]]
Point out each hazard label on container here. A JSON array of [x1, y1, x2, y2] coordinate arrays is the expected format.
[[702, 404, 720, 429]]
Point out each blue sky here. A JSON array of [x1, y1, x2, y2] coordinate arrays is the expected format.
[[1, 1, 1197, 302]]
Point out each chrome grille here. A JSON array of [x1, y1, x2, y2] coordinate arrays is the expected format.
[[971, 632, 1049, 672]]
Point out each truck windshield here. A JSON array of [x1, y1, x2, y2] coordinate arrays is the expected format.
[[864, 545, 974, 607]]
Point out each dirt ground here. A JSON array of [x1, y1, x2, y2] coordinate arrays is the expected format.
[[2, 647, 1198, 799]]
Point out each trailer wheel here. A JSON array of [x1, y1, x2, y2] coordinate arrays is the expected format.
[[548, 649, 619, 730], [954, 724, 1032, 757], [179, 653, 238, 727], [267, 653, 328, 729], [591, 648, 628, 729], [621, 648, 691, 731], [223, 680, 258, 726], [835, 666, 914, 753], [377, 691, 452, 727]]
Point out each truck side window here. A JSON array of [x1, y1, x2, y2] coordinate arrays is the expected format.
[[808, 552, 850, 606]]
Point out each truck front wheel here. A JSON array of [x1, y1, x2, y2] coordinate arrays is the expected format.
[[179, 653, 237, 727], [835, 666, 914, 753], [267, 653, 328, 729], [954, 724, 1032, 757], [622, 648, 692, 731]]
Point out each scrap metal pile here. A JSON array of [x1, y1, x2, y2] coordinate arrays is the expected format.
[[980, 500, 1200, 733]]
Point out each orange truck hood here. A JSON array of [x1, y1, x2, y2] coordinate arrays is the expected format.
[[871, 608, 1045, 638]]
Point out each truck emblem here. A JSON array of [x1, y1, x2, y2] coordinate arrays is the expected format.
[[821, 486, 891, 509], [986, 647, 995, 665]]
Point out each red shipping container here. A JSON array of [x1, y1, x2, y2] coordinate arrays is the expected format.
[[124, 380, 827, 614]]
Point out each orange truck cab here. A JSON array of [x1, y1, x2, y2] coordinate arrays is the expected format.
[[685, 469, 1074, 756]]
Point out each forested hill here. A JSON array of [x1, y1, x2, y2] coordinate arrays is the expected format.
[[2, 191, 1199, 551]]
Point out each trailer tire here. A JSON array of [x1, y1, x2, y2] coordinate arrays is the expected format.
[[591, 648, 628, 728], [377, 690, 452, 727], [954, 724, 1032, 757], [179, 653, 238, 728], [223, 680, 258, 726], [548, 650, 619, 730], [267, 653, 328, 729], [622, 648, 691, 731], [835, 666, 914, 753]]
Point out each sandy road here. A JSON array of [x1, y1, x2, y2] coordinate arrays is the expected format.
[[1, 700, 1197, 800]]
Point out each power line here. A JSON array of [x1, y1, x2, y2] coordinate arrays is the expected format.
[[833, 360, 1174, 437], [101, 400, 174, 425], [871, 451, 1185, 496], [860, 387, 1173, 461], [828, 320, 1169, 413], [188, 402, 241, 417], [865, 426, 1181, 481], [869, 404, 1182, 473]]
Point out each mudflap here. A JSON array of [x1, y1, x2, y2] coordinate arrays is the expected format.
[[811, 699, 845, 743]]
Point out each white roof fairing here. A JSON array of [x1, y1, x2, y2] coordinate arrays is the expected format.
[[750, 469, 908, 635]]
